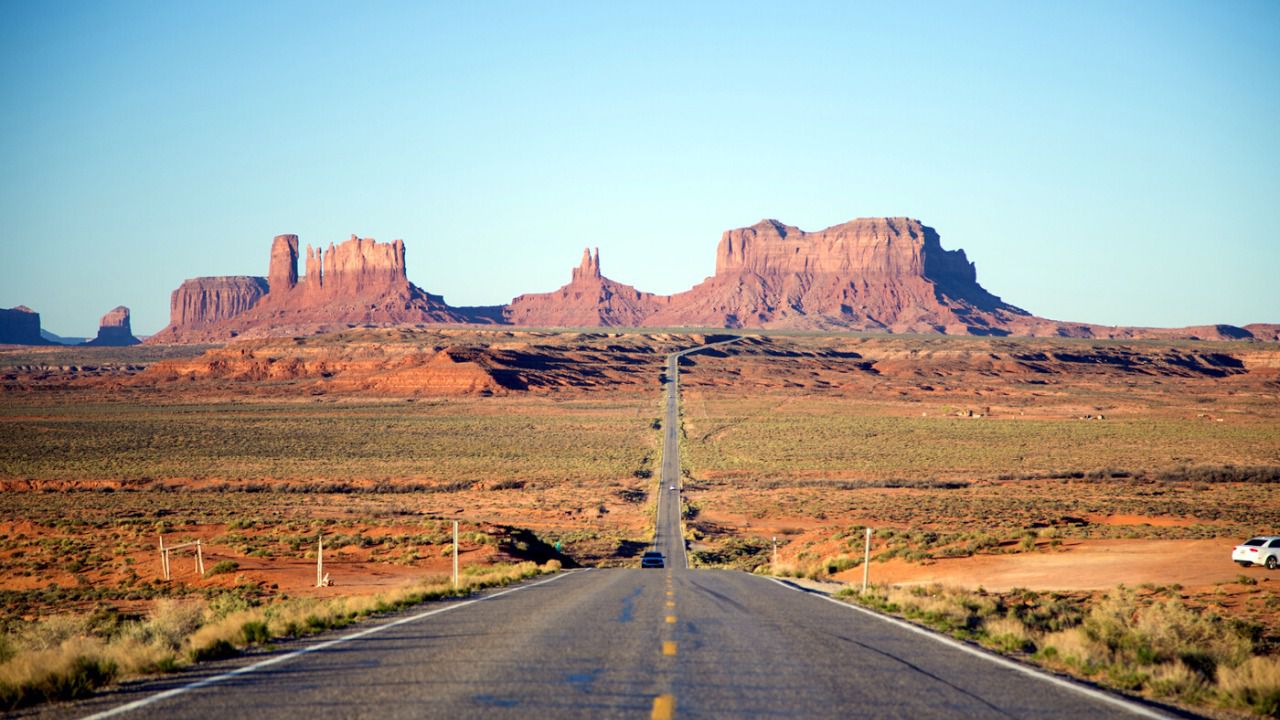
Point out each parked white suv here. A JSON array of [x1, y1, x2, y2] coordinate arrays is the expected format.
[[1232, 536, 1280, 569]]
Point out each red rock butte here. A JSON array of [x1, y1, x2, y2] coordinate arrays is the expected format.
[[149, 234, 489, 342], [0, 306, 49, 345], [83, 305, 140, 346], [142, 218, 1276, 343]]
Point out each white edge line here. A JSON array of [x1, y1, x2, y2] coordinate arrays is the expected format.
[[80, 570, 583, 720], [765, 578, 1173, 720]]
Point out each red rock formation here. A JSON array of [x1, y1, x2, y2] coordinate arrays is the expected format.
[[145, 218, 1275, 343], [643, 218, 1027, 334], [504, 248, 666, 327], [1244, 324, 1280, 342], [151, 234, 479, 342], [0, 306, 49, 345], [572, 247, 600, 282], [304, 244, 323, 295], [269, 234, 299, 292], [316, 236, 406, 296], [84, 306, 140, 346], [149, 276, 270, 342]]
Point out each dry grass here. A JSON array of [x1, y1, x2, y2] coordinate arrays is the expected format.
[[0, 397, 654, 483], [841, 583, 1280, 717], [0, 562, 554, 711], [684, 395, 1280, 483]]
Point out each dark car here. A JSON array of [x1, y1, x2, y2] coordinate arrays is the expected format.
[[641, 551, 665, 568]]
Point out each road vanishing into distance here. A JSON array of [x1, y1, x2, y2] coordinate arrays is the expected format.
[[45, 339, 1174, 720]]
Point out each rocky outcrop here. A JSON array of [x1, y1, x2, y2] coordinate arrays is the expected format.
[[150, 234, 480, 342], [84, 306, 140, 346], [1244, 324, 1280, 342], [289, 235, 412, 304], [144, 218, 1275, 343], [643, 218, 1027, 333], [572, 247, 600, 282], [269, 234, 299, 292], [0, 306, 49, 345], [149, 276, 270, 342], [504, 248, 666, 327]]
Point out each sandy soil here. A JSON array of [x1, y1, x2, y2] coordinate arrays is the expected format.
[[836, 538, 1261, 592]]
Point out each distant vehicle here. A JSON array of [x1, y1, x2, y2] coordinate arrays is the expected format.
[[669, 485, 676, 491], [1232, 536, 1280, 569], [641, 551, 665, 568]]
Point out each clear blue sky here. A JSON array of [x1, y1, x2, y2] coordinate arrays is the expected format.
[[2, 1, 1277, 336]]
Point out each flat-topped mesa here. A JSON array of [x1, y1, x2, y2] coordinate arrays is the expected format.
[[0, 305, 49, 345], [166, 276, 270, 330], [717, 218, 957, 278], [142, 216, 1272, 342], [571, 247, 601, 283], [84, 305, 140, 346], [645, 217, 1025, 332], [150, 233, 474, 342]]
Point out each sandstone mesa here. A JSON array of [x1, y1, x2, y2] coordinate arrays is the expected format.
[[143, 217, 1272, 343], [4, 217, 1274, 345], [83, 305, 140, 347], [0, 306, 48, 345]]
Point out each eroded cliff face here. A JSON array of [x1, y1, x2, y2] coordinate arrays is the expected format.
[[643, 218, 1026, 333], [504, 248, 666, 327], [84, 306, 140, 346], [150, 276, 270, 342], [151, 235, 475, 342], [268, 234, 299, 293], [144, 218, 1274, 343], [0, 306, 48, 345], [291, 235, 411, 304]]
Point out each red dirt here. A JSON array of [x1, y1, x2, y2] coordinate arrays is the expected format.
[[836, 539, 1254, 592]]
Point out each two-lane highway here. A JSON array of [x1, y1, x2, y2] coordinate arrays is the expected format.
[[45, 339, 1169, 720], [652, 338, 738, 570]]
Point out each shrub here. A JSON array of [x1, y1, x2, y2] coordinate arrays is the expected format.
[[984, 616, 1035, 654], [189, 639, 236, 663], [204, 560, 240, 577], [240, 620, 270, 645], [0, 638, 117, 710], [1217, 656, 1280, 717]]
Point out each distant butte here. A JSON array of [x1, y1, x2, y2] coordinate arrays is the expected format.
[[142, 218, 1275, 343], [504, 248, 666, 327], [83, 306, 140, 346], [0, 306, 50, 345]]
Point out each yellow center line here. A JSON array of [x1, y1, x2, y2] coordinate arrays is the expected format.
[[666, 590, 674, 597], [666, 615, 677, 624], [651, 693, 675, 720], [662, 641, 677, 656], [665, 600, 675, 608]]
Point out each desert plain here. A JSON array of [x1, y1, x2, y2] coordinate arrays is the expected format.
[[2, 328, 1279, 715]]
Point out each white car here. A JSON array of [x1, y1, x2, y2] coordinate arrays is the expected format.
[[1232, 536, 1280, 569]]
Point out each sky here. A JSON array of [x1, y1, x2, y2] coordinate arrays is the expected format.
[[1, 1, 1277, 336]]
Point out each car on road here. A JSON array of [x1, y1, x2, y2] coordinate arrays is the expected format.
[[641, 551, 665, 568], [1232, 536, 1280, 569], [669, 485, 676, 491]]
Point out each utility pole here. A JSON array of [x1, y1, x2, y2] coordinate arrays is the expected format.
[[862, 527, 873, 593], [452, 521, 459, 590], [772, 536, 778, 569], [316, 534, 323, 587]]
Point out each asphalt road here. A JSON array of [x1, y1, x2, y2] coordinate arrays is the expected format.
[[40, 340, 1174, 720]]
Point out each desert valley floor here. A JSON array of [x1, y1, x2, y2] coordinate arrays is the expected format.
[[2, 329, 1278, 716]]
